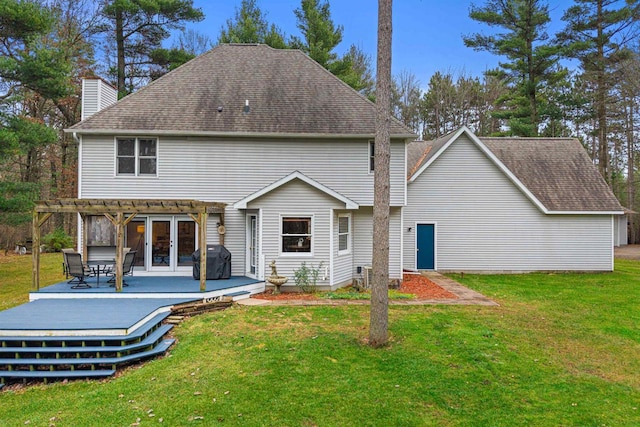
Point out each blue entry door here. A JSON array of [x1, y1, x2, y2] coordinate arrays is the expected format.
[[416, 224, 435, 270]]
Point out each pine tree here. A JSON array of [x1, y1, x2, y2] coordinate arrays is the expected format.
[[100, 0, 204, 97], [218, 0, 288, 48], [557, 0, 640, 182], [369, 0, 392, 349], [463, 0, 562, 136]]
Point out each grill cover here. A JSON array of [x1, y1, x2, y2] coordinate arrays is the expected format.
[[192, 245, 231, 280]]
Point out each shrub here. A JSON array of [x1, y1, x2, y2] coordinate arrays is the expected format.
[[42, 228, 73, 252], [293, 261, 323, 293]]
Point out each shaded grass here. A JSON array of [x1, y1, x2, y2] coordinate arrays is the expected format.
[[0, 257, 638, 425]]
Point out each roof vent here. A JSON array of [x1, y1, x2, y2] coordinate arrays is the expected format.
[[243, 99, 250, 114]]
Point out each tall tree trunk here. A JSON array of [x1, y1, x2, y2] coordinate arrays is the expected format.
[[115, 6, 126, 98], [626, 95, 636, 243], [369, 0, 392, 348], [596, 0, 610, 184]]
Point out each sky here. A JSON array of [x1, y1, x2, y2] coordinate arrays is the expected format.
[[184, 0, 577, 89]]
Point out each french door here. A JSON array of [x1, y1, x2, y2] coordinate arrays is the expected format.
[[146, 216, 197, 272]]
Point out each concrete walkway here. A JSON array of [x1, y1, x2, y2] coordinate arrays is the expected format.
[[237, 272, 498, 307]]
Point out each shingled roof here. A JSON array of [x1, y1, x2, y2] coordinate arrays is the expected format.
[[70, 44, 415, 138], [408, 128, 623, 213]]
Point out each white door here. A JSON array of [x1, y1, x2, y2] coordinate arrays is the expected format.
[[246, 214, 258, 277], [150, 218, 172, 272], [149, 216, 197, 272]]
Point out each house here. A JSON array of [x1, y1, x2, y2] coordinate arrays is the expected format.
[[403, 127, 624, 272], [65, 45, 623, 291], [67, 44, 415, 290]]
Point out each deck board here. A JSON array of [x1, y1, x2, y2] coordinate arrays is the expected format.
[[0, 298, 192, 334], [35, 275, 259, 294]]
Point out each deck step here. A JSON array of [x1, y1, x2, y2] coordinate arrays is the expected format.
[[0, 324, 173, 356], [0, 369, 115, 381], [224, 291, 251, 300], [171, 299, 232, 316], [0, 339, 175, 368], [165, 315, 184, 324], [0, 311, 171, 344]]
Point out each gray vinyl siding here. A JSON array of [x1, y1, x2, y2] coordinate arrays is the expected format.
[[80, 135, 406, 206], [404, 135, 614, 272], [80, 135, 406, 277], [614, 215, 627, 247], [81, 80, 117, 120], [352, 207, 403, 280], [247, 179, 342, 288]]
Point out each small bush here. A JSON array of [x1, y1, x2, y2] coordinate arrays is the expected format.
[[42, 228, 73, 252], [293, 261, 324, 293]]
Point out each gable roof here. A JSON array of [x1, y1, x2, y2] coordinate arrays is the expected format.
[[408, 127, 623, 214], [233, 170, 359, 209], [69, 44, 415, 139]]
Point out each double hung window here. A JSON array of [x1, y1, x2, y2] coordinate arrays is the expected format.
[[338, 214, 351, 254], [369, 141, 375, 173], [117, 138, 157, 176], [282, 216, 312, 254]]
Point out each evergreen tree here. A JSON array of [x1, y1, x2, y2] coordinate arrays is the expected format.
[[557, 0, 640, 182], [291, 0, 343, 69], [100, 0, 204, 97], [0, 0, 71, 100], [218, 0, 288, 48], [339, 44, 375, 98], [463, 0, 562, 136]]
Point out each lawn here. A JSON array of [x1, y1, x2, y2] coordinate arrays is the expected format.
[[0, 254, 639, 426]]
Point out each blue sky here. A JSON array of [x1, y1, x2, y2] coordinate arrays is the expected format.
[[186, 0, 576, 88]]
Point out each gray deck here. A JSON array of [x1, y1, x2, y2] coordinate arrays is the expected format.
[[0, 298, 191, 336], [35, 275, 260, 294], [2, 276, 262, 337]]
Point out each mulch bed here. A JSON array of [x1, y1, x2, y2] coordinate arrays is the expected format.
[[253, 273, 458, 301], [400, 273, 457, 299]]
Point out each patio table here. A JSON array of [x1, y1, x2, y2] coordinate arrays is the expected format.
[[87, 259, 115, 287]]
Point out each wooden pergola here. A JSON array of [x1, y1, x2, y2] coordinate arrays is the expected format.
[[33, 199, 226, 292]]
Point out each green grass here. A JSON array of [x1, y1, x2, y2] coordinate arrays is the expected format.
[[0, 256, 639, 426], [0, 253, 64, 311]]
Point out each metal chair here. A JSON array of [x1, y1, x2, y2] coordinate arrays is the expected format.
[[107, 251, 136, 287], [66, 252, 91, 289]]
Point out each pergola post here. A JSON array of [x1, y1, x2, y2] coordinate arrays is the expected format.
[[31, 211, 52, 291], [199, 211, 208, 292], [80, 213, 89, 260], [32, 210, 41, 291], [114, 212, 125, 292]]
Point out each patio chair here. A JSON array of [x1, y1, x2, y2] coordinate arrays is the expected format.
[[107, 250, 136, 287], [61, 248, 75, 278], [66, 252, 92, 289]]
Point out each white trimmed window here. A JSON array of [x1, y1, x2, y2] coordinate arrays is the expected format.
[[117, 137, 157, 176], [369, 140, 375, 173], [338, 214, 351, 254], [281, 216, 312, 254]]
